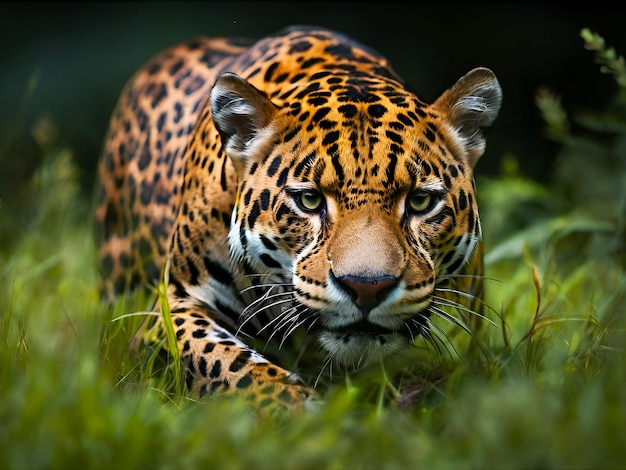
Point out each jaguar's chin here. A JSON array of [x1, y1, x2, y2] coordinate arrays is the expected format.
[[317, 322, 409, 369]]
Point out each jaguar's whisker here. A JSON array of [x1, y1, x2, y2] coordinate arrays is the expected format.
[[428, 304, 491, 359], [438, 273, 501, 284], [279, 309, 316, 348], [237, 295, 295, 335], [240, 289, 294, 319], [315, 354, 334, 388], [404, 322, 417, 343], [420, 316, 458, 360], [265, 303, 309, 344], [434, 286, 500, 318], [432, 296, 499, 328], [429, 305, 474, 336], [239, 282, 294, 295], [261, 304, 299, 337]]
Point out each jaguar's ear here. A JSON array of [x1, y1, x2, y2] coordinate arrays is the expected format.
[[432, 67, 502, 168], [210, 72, 278, 175]]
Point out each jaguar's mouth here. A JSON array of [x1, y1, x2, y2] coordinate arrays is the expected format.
[[317, 320, 409, 368], [324, 320, 397, 337]]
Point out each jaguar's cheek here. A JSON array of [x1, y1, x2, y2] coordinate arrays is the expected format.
[[295, 242, 328, 285]]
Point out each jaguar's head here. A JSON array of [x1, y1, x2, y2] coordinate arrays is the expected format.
[[210, 68, 501, 368]]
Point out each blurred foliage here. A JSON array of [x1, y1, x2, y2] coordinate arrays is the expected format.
[[581, 28, 626, 88], [0, 28, 625, 469], [481, 28, 626, 269]]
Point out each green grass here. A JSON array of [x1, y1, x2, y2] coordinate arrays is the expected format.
[[1, 29, 625, 469]]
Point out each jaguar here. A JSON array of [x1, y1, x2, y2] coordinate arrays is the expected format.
[[96, 25, 502, 409]]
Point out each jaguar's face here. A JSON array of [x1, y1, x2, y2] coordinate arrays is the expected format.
[[213, 67, 501, 367], [226, 109, 477, 368]]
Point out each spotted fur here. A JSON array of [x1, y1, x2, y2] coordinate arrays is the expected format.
[[96, 26, 502, 408]]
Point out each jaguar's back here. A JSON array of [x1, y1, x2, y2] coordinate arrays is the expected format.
[[97, 35, 252, 297], [96, 26, 501, 408]]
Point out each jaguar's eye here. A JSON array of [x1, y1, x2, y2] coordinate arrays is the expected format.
[[407, 191, 435, 214], [297, 190, 324, 212]]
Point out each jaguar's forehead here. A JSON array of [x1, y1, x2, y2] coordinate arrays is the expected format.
[[270, 79, 463, 198]]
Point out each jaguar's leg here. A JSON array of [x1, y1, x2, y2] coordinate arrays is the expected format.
[[144, 308, 316, 410]]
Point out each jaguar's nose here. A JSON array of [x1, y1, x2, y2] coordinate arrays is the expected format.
[[333, 274, 399, 314]]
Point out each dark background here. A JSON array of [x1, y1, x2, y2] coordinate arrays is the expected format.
[[1, 1, 624, 195]]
